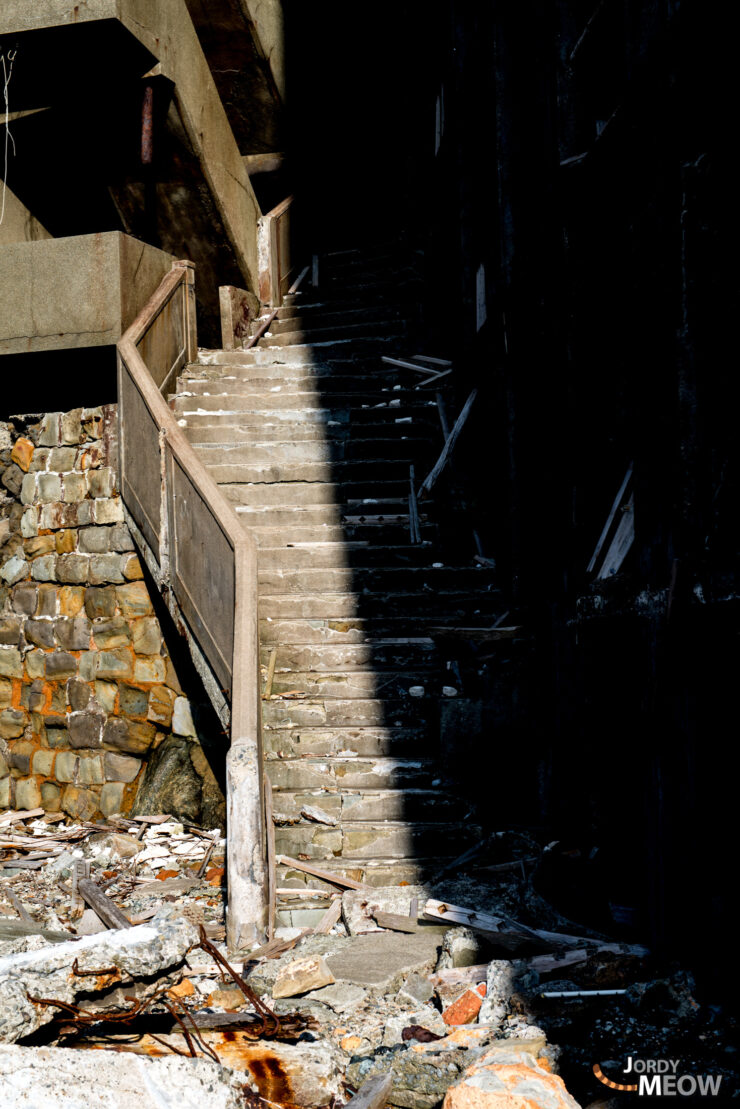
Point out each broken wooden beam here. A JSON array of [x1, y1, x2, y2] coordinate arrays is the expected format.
[[372, 910, 420, 934], [276, 854, 370, 891], [77, 878, 132, 931], [314, 897, 343, 934], [419, 389, 478, 499]]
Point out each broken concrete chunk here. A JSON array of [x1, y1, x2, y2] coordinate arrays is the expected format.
[[0, 910, 197, 1043], [343, 885, 432, 936], [305, 981, 368, 1012], [436, 927, 485, 971], [273, 954, 336, 998], [442, 1047, 581, 1109], [0, 1045, 248, 1109]]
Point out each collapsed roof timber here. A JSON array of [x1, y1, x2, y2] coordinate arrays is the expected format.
[[0, 1, 736, 1107]]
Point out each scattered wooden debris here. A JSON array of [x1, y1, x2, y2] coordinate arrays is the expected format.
[[423, 898, 610, 950]]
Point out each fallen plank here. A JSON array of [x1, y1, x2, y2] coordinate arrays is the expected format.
[[314, 897, 343, 934], [416, 368, 453, 386], [381, 356, 441, 374], [0, 808, 44, 826], [245, 928, 312, 962], [412, 355, 453, 368], [372, 910, 420, 934], [423, 899, 602, 949], [276, 854, 370, 891], [527, 942, 649, 975], [77, 877, 132, 930], [427, 626, 522, 643], [346, 1073, 394, 1109], [419, 389, 478, 499]]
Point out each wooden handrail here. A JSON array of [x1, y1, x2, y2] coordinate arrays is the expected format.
[[117, 261, 267, 950]]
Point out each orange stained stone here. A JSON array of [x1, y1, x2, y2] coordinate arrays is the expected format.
[[11, 437, 34, 472], [168, 979, 195, 999], [156, 869, 180, 880]]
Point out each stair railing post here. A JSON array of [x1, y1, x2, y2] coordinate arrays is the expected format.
[[172, 259, 198, 362]]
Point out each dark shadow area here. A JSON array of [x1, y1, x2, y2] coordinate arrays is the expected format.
[[1, 348, 118, 421]]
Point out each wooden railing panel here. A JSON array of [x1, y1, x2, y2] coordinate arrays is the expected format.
[[118, 369, 162, 560], [166, 444, 236, 694]]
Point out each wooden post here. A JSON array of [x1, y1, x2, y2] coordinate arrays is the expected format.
[[226, 535, 269, 951]]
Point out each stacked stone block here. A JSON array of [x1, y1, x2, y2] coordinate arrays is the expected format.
[[0, 407, 216, 822]]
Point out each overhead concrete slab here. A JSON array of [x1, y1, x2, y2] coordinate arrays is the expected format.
[[0, 232, 174, 356]]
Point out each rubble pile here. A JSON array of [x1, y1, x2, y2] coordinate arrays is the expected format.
[[1, 807, 737, 1109]]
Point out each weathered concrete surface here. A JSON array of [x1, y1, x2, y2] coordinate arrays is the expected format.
[[325, 932, 442, 995], [443, 1047, 581, 1109], [0, 182, 52, 246], [0, 911, 197, 1042], [0, 1046, 247, 1108], [0, 233, 174, 355], [184, 0, 284, 154]]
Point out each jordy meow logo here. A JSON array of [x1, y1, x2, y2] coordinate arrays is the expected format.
[[593, 1056, 723, 1097]]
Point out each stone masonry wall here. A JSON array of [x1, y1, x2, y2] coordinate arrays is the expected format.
[[0, 406, 224, 825]]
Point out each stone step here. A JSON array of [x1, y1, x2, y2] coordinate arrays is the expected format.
[[198, 336, 400, 366], [177, 374, 421, 396], [270, 788, 470, 823], [251, 523, 432, 547], [218, 481, 411, 508], [266, 669, 438, 700], [263, 726, 432, 758], [259, 640, 435, 672], [256, 543, 439, 571], [258, 616, 489, 646], [182, 422, 438, 445], [173, 392, 440, 414], [271, 305, 406, 333], [258, 590, 501, 619], [205, 458, 417, 486], [273, 819, 481, 860], [261, 319, 407, 347], [192, 438, 434, 468], [262, 696, 438, 729], [257, 565, 498, 596], [265, 756, 435, 790], [175, 399, 440, 421]]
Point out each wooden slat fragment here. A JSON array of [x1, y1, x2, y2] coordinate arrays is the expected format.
[[315, 897, 343, 934], [276, 854, 370, 891]]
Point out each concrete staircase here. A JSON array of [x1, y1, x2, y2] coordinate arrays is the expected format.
[[172, 245, 499, 927]]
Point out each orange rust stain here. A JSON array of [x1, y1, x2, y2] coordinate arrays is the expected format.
[[246, 1052, 296, 1109]]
